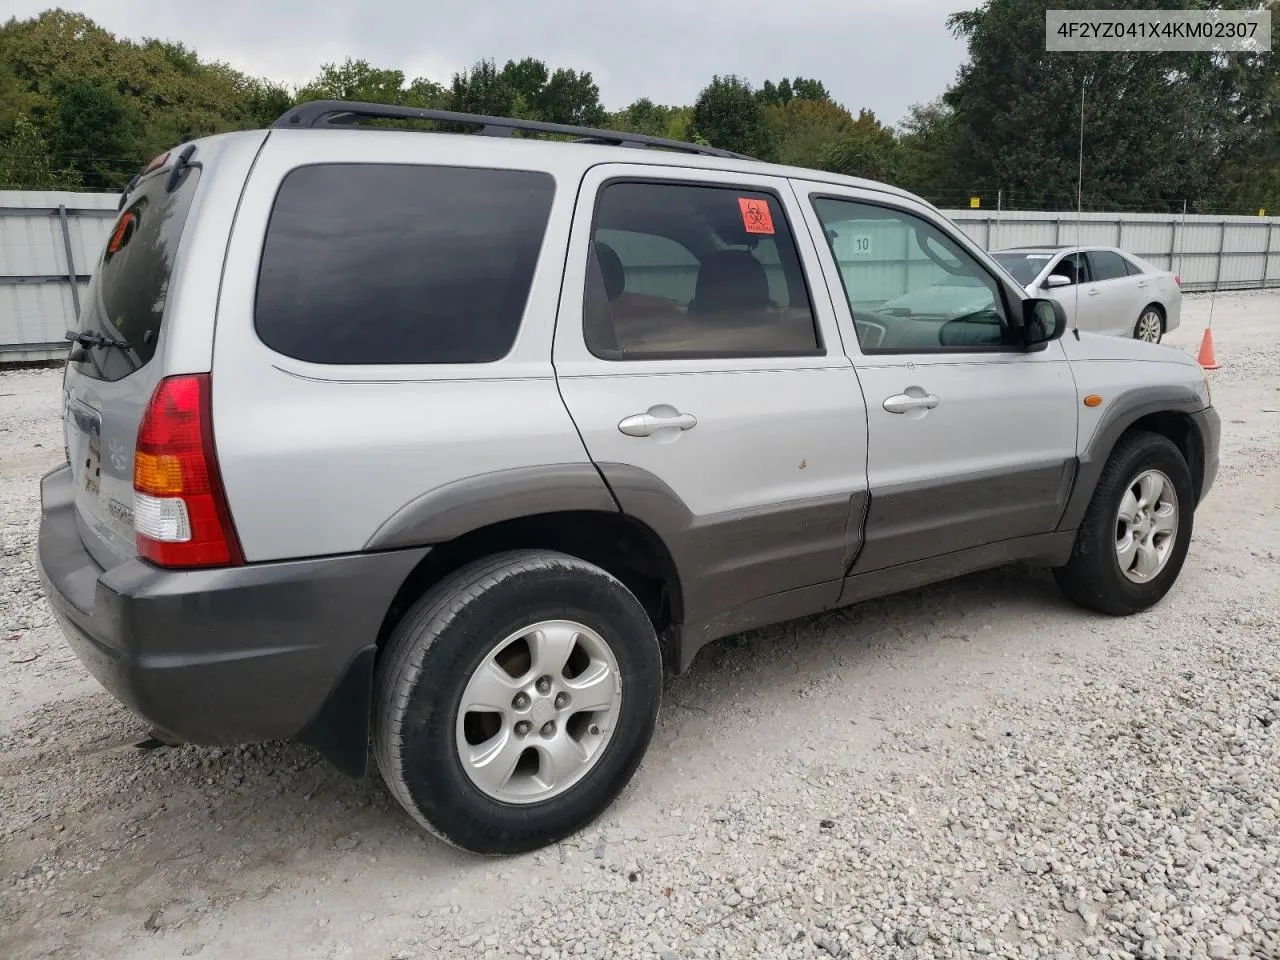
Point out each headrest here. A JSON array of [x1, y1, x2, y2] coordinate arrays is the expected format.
[[594, 241, 625, 300]]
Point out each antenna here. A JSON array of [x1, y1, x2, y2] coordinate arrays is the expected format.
[[1071, 76, 1085, 340], [1175, 198, 1187, 280]]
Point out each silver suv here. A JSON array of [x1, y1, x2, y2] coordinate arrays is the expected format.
[[38, 101, 1220, 855]]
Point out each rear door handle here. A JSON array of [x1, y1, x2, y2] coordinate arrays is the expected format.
[[618, 407, 698, 437], [883, 391, 940, 414], [1088, 288, 1101, 296]]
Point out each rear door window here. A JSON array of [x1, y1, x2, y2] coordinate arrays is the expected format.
[[72, 166, 202, 382], [584, 181, 820, 360], [255, 163, 556, 365], [1087, 250, 1129, 282]]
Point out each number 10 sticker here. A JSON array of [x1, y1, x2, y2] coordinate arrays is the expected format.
[[738, 198, 775, 235]]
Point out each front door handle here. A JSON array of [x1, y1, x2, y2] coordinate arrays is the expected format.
[[883, 390, 940, 414], [1088, 288, 1101, 296], [618, 406, 698, 438]]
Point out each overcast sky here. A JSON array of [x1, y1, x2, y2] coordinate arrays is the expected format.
[[4, 0, 971, 125]]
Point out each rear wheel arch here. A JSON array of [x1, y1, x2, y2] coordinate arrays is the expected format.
[[1134, 303, 1166, 342], [374, 510, 685, 671], [372, 548, 664, 853]]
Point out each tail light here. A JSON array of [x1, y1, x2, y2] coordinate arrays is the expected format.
[[133, 374, 243, 568], [1174, 274, 1181, 286]]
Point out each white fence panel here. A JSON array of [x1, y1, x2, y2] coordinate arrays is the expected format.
[[1, 190, 118, 362]]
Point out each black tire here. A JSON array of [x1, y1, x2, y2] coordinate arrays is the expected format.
[[373, 550, 662, 855], [1133, 305, 1165, 343], [1054, 431, 1195, 616]]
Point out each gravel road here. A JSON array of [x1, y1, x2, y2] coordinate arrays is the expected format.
[[2, 292, 1278, 960]]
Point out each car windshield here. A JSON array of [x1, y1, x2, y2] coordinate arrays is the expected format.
[[992, 252, 1053, 285]]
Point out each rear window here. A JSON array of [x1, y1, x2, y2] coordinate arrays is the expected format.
[[72, 166, 202, 381], [255, 163, 556, 365]]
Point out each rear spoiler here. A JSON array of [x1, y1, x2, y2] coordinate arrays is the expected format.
[[117, 145, 198, 210]]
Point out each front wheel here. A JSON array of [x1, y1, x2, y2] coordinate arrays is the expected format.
[[1054, 431, 1195, 615], [1134, 307, 1164, 343], [373, 550, 663, 855]]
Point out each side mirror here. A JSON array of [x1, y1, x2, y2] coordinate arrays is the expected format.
[[1045, 274, 1072, 289], [1021, 297, 1067, 347]]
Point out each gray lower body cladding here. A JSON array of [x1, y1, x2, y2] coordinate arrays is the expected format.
[[37, 465, 427, 775], [1189, 407, 1220, 502]]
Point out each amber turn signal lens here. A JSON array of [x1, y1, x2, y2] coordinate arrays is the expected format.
[[1083, 395, 1103, 408]]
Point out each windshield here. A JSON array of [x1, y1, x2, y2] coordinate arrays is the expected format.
[[937, 273, 987, 287], [992, 252, 1052, 285]]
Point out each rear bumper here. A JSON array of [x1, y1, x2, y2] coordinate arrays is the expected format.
[[37, 465, 428, 774]]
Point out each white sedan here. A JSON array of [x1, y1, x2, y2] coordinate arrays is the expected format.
[[990, 245, 1181, 343]]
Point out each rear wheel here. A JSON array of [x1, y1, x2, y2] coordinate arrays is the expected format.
[[373, 550, 663, 855], [1134, 306, 1164, 343], [1054, 431, 1194, 615]]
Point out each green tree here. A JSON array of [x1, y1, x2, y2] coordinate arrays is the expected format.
[[790, 78, 830, 103], [240, 78, 295, 127], [1200, 0, 1280, 213], [819, 109, 902, 183], [50, 78, 143, 188], [757, 78, 793, 107], [895, 98, 960, 202], [448, 59, 517, 117], [536, 67, 606, 126], [0, 114, 81, 189], [609, 100, 697, 141], [610, 98, 669, 136], [403, 77, 448, 109], [691, 75, 775, 159], [500, 57, 549, 105], [757, 77, 829, 107], [943, 0, 1231, 209], [296, 58, 408, 103], [765, 97, 855, 169], [445, 58, 605, 127], [0, 9, 293, 185]]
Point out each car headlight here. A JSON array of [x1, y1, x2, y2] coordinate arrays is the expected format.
[[1200, 366, 1213, 407]]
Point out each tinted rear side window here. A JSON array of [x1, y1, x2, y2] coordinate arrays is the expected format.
[[72, 166, 202, 381], [1088, 250, 1129, 282], [255, 164, 555, 365]]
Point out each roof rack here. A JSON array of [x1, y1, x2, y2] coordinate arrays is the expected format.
[[272, 100, 752, 160]]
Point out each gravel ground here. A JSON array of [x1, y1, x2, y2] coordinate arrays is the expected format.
[[1, 292, 1278, 960]]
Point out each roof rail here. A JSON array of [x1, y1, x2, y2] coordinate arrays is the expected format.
[[272, 100, 752, 160]]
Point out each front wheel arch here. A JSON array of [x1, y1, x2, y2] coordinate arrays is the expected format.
[[1054, 429, 1195, 615]]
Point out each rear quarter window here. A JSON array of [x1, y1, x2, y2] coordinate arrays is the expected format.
[[72, 166, 202, 382], [254, 163, 556, 365]]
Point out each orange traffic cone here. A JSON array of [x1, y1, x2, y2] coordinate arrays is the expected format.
[[1197, 327, 1220, 370]]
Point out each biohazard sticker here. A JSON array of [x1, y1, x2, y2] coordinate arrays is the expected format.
[[738, 198, 775, 235]]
